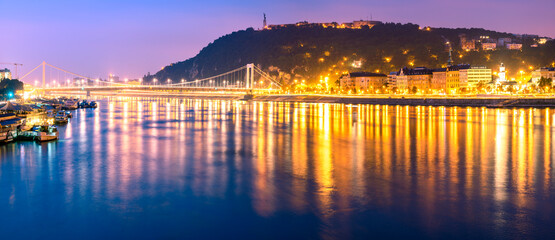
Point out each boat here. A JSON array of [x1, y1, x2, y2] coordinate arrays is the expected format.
[[54, 111, 69, 124], [78, 100, 88, 108], [62, 99, 79, 110], [31, 125, 59, 142], [66, 111, 73, 118], [79, 100, 98, 108]]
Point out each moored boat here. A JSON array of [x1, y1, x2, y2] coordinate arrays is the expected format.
[[31, 125, 59, 142], [54, 111, 69, 124]]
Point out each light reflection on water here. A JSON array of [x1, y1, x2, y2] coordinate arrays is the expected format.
[[1, 97, 555, 239]]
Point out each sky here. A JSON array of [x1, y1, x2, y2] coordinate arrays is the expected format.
[[1, 0, 554, 80]]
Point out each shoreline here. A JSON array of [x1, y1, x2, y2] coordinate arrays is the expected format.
[[49, 91, 555, 108]]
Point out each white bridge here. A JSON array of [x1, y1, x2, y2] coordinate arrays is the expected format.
[[20, 62, 282, 93]]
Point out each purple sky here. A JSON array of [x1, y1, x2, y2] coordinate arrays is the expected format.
[[1, 0, 554, 80]]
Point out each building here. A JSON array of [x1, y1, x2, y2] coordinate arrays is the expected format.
[[108, 74, 120, 83], [394, 67, 433, 92], [340, 72, 387, 91], [430, 64, 470, 93], [498, 63, 507, 83], [351, 20, 382, 29], [266, 20, 382, 30], [0, 68, 11, 81], [497, 38, 512, 47], [531, 68, 555, 84], [460, 34, 476, 51], [431, 69, 447, 92], [387, 72, 398, 90], [506, 43, 522, 50], [459, 67, 492, 89], [482, 42, 497, 51]]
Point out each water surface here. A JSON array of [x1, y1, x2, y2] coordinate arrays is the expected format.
[[1, 97, 554, 239]]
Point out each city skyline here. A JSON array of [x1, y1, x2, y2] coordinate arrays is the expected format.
[[1, 0, 554, 79]]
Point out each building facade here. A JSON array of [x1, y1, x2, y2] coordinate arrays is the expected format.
[[431, 69, 447, 92], [531, 68, 555, 84], [459, 67, 492, 89], [482, 42, 497, 51], [0, 68, 11, 81], [506, 43, 523, 50], [394, 67, 433, 92], [340, 72, 387, 91]]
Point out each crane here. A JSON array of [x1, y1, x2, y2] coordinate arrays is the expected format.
[[0, 62, 23, 79]]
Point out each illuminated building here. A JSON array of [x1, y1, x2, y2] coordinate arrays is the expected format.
[[432, 69, 447, 91], [387, 71, 398, 90], [340, 72, 387, 91], [0, 68, 11, 81], [498, 63, 507, 83], [537, 37, 550, 45], [394, 67, 433, 91], [265, 20, 382, 30], [459, 67, 492, 88], [459, 34, 476, 51], [531, 67, 555, 84], [431, 64, 471, 92], [497, 37, 512, 47], [482, 42, 497, 51], [506, 43, 522, 50]]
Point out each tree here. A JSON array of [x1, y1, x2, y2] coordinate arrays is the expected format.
[[411, 86, 418, 94], [0, 79, 24, 99], [538, 77, 552, 90]]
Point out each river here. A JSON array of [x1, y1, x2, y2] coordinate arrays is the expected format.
[[1, 97, 554, 239]]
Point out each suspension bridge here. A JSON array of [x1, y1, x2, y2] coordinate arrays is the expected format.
[[19, 62, 282, 95]]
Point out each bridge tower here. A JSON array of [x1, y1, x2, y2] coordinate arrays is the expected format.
[[42, 61, 46, 88], [246, 63, 254, 89]]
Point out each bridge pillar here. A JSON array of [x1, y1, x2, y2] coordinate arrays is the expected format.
[[246, 63, 254, 89]]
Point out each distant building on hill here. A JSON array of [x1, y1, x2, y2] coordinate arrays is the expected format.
[[459, 34, 476, 51], [0, 68, 11, 81], [482, 42, 497, 51], [340, 72, 387, 91], [506, 43, 522, 50], [497, 38, 512, 47], [265, 20, 382, 30]]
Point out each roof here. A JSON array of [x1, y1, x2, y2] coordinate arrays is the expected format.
[[0, 113, 16, 119], [0, 118, 21, 126], [447, 64, 471, 71], [398, 67, 433, 76], [349, 72, 387, 77]]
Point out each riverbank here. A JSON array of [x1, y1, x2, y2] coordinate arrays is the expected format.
[[252, 95, 555, 108], [50, 90, 555, 108]]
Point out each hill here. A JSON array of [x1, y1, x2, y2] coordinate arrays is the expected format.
[[144, 23, 555, 85]]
